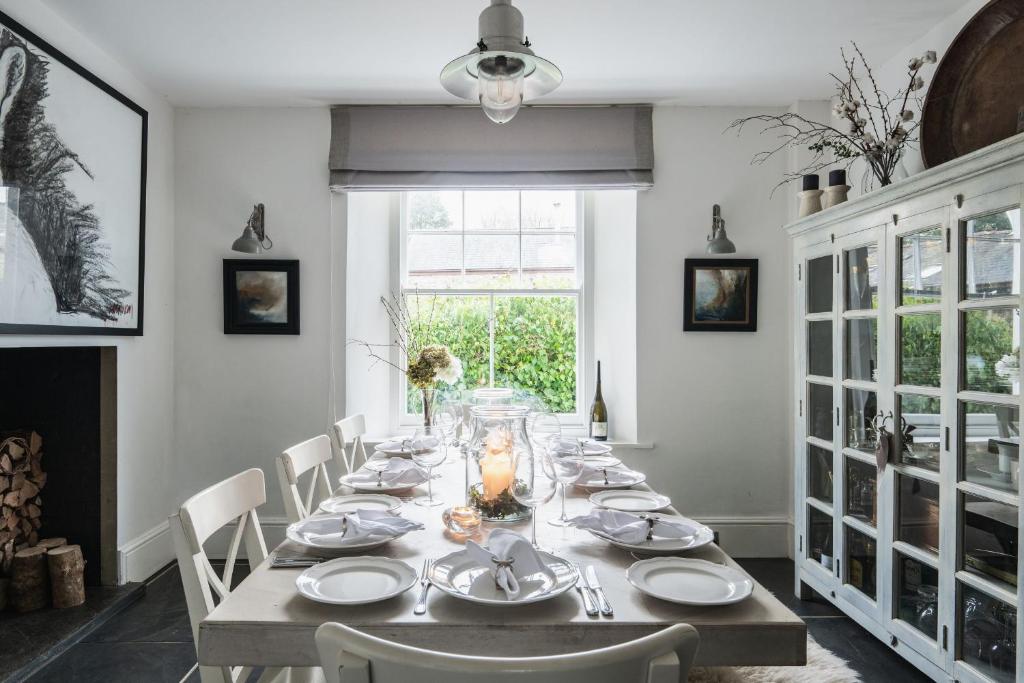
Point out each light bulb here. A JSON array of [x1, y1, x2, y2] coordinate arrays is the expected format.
[[477, 55, 525, 124]]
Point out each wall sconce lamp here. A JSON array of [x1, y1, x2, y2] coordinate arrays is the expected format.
[[231, 203, 273, 254], [705, 204, 736, 254]]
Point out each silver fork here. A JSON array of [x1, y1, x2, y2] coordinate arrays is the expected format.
[[572, 562, 599, 616], [414, 558, 433, 615]]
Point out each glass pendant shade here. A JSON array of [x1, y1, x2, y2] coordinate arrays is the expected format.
[[477, 55, 525, 124]]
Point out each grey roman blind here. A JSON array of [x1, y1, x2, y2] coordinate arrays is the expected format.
[[329, 105, 653, 191]]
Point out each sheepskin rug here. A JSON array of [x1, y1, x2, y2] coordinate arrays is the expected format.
[[688, 636, 860, 683]]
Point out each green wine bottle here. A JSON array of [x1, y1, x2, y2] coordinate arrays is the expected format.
[[590, 361, 608, 441]]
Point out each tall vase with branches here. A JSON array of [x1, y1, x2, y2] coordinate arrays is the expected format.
[[727, 43, 937, 193], [349, 293, 463, 427]]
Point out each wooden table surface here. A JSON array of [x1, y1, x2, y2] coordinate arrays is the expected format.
[[199, 456, 807, 668]]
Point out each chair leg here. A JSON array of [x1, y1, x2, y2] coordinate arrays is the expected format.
[[647, 651, 680, 683]]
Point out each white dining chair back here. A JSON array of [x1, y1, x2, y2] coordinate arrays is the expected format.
[[277, 435, 335, 523], [315, 622, 699, 683], [332, 414, 368, 475]]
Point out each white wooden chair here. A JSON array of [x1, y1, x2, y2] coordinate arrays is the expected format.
[[314, 621, 699, 683], [277, 435, 335, 523], [331, 414, 369, 476], [170, 468, 323, 683]]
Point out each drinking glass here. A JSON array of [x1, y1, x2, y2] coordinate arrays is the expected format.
[[434, 398, 462, 448], [410, 427, 446, 507], [547, 437, 585, 527], [512, 447, 558, 548], [362, 454, 393, 489]]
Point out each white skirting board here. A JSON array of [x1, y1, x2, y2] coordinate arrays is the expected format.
[[117, 514, 791, 584]]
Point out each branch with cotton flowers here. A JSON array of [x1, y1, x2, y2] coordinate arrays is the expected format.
[[727, 43, 936, 193]]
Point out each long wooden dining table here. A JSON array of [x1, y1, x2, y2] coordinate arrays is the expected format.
[[198, 455, 807, 669]]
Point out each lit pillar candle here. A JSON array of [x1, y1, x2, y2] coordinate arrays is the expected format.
[[481, 427, 515, 500]]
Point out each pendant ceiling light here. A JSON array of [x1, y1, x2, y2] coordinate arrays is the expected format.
[[440, 0, 562, 124]]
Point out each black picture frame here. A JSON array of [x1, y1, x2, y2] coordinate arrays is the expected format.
[[683, 258, 759, 332], [0, 10, 148, 336], [223, 260, 300, 335]]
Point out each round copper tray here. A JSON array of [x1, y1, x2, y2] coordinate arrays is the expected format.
[[921, 0, 1024, 168]]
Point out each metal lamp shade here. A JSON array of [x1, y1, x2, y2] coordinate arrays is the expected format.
[[706, 229, 736, 254], [231, 226, 263, 254]]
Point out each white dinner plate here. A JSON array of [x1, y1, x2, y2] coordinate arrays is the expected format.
[[296, 556, 417, 605], [585, 515, 714, 555], [552, 439, 614, 456], [574, 468, 646, 489], [285, 515, 407, 551], [428, 549, 578, 605], [583, 454, 622, 468], [339, 472, 426, 493], [627, 558, 753, 606], [374, 436, 439, 456], [318, 494, 403, 515], [590, 489, 671, 512]]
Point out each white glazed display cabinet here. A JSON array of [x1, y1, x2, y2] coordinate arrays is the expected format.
[[790, 136, 1024, 682]]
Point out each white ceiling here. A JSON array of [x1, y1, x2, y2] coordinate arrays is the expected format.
[[41, 0, 967, 107]]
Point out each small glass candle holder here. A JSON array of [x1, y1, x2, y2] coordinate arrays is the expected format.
[[442, 505, 482, 536]]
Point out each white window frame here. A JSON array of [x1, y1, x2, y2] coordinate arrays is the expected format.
[[391, 190, 590, 431]]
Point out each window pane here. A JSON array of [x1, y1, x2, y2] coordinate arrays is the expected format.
[[493, 296, 577, 414], [808, 382, 833, 441], [464, 234, 519, 287], [808, 506, 833, 569], [900, 227, 943, 305], [896, 554, 939, 640], [964, 208, 1020, 300], [845, 318, 877, 382], [896, 474, 940, 553], [465, 191, 518, 231], [960, 584, 1016, 683], [964, 307, 1019, 395], [522, 234, 576, 288], [961, 492, 1018, 590], [897, 394, 941, 471], [808, 445, 833, 503], [807, 256, 832, 314], [407, 191, 462, 232], [405, 294, 490, 412], [845, 388, 876, 454], [844, 525, 876, 599], [406, 234, 463, 288], [899, 313, 941, 387], [845, 245, 878, 310], [521, 190, 575, 230], [807, 320, 832, 377], [845, 456, 877, 526], [962, 401, 1019, 494]]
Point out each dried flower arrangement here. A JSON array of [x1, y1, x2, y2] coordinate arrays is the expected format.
[[349, 293, 463, 426], [728, 43, 937, 192]]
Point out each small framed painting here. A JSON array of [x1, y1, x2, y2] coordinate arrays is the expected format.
[[223, 259, 300, 335], [683, 258, 758, 332]]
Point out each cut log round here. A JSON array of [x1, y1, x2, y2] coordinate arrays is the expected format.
[[10, 546, 48, 612], [36, 537, 66, 551], [48, 545, 85, 608]]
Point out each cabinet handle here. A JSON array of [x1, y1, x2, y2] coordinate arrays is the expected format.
[[942, 625, 948, 650]]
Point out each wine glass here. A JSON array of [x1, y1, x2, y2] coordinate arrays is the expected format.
[[530, 412, 562, 455], [512, 447, 558, 548], [547, 437, 585, 527], [434, 398, 462, 448], [410, 427, 446, 507], [362, 453, 393, 489]]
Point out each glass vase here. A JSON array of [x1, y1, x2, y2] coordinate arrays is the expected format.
[[465, 405, 532, 522]]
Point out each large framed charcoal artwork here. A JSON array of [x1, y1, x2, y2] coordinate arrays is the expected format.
[[0, 12, 147, 335], [223, 260, 300, 335], [683, 258, 758, 332]]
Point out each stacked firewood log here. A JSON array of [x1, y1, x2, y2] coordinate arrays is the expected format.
[[0, 432, 46, 574]]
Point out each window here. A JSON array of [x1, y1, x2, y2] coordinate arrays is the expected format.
[[399, 190, 584, 423]]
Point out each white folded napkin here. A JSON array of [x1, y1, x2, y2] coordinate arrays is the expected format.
[[292, 510, 423, 545], [568, 509, 699, 545], [346, 458, 428, 488], [465, 529, 555, 600], [575, 463, 638, 486], [376, 435, 440, 453]]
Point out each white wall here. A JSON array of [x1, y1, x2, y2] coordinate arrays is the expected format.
[[0, 0, 176, 580], [173, 108, 336, 532], [626, 106, 792, 555]]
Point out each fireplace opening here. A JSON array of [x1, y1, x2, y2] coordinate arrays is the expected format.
[[0, 346, 116, 587]]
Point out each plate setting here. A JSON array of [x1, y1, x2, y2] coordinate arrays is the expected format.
[[296, 556, 417, 605], [584, 514, 714, 555], [627, 557, 753, 606], [574, 468, 646, 490], [285, 514, 416, 552], [318, 494, 403, 515], [427, 549, 578, 605], [590, 489, 671, 513]]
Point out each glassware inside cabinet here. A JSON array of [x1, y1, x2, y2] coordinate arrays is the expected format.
[[895, 553, 939, 639], [845, 388, 877, 454], [845, 457, 877, 526], [959, 584, 1017, 683], [843, 525, 876, 599]]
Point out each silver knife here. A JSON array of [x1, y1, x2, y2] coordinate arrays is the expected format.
[[572, 562, 599, 616], [585, 565, 613, 616], [414, 559, 432, 615]]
